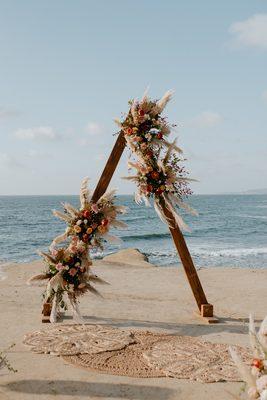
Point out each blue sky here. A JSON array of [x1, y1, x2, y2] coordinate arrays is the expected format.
[[0, 1, 266, 195]]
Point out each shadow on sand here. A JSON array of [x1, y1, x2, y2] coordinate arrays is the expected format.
[[3, 380, 176, 399], [61, 314, 260, 336]]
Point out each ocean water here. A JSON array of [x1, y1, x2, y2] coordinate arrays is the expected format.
[[0, 195, 266, 270]]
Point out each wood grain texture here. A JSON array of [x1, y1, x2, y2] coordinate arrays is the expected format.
[[91, 131, 126, 203], [161, 200, 212, 313]]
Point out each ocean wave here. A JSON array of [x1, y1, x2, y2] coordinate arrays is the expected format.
[[192, 247, 267, 257], [238, 214, 267, 220], [120, 232, 170, 241], [146, 247, 267, 258]]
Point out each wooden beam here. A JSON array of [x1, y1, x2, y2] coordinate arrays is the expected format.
[[161, 200, 214, 315], [91, 131, 126, 203]]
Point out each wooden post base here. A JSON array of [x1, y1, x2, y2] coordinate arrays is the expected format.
[[194, 303, 219, 324], [42, 302, 52, 323]]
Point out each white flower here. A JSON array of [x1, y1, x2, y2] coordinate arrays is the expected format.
[[260, 389, 267, 400], [257, 376, 267, 393], [65, 265, 69, 270], [69, 284, 74, 292], [145, 133, 152, 141], [76, 220, 82, 225], [83, 219, 88, 224], [259, 316, 267, 351]]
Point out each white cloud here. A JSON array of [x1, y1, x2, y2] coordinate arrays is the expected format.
[[85, 122, 103, 135], [229, 14, 267, 49], [15, 126, 59, 141], [262, 90, 267, 102], [190, 111, 223, 129]]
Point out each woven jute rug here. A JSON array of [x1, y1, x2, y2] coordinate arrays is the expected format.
[[23, 324, 250, 383]]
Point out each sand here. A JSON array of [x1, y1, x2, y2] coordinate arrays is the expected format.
[[0, 248, 266, 400]]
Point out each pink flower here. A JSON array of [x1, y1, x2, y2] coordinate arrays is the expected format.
[[51, 249, 58, 257], [69, 244, 77, 254], [91, 203, 99, 213], [56, 262, 64, 271], [69, 268, 77, 276]]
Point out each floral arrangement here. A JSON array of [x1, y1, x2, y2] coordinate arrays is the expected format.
[[29, 178, 127, 322], [51, 178, 127, 250], [116, 90, 197, 231], [230, 315, 267, 399]]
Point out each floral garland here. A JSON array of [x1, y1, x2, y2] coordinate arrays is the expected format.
[[230, 315, 267, 400], [29, 178, 127, 322], [116, 90, 197, 231]]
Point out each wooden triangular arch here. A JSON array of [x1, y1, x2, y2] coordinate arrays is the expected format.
[[42, 119, 217, 323]]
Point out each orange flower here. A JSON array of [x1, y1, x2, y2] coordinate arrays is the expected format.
[[97, 225, 107, 234], [74, 225, 82, 233], [151, 171, 159, 180]]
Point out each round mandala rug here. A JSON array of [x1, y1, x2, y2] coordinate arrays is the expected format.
[[23, 324, 250, 382], [23, 324, 136, 356]]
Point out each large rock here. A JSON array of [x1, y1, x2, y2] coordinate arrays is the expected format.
[[102, 248, 155, 268]]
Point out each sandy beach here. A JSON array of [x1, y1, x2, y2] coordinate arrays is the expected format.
[[0, 249, 266, 400]]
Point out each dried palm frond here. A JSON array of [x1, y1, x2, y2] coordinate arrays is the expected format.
[[127, 161, 143, 172], [114, 118, 122, 127], [115, 205, 128, 214], [163, 139, 183, 153], [50, 294, 59, 323], [39, 251, 56, 264], [174, 176, 197, 183], [122, 175, 139, 182], [168, 193, 198, 216], [163, 139, 178, 164], [258, 315, 267, 354], [130, 99, 138, 124], [52, 210, 72, 223], [99, 189, 116, 203], [67, 294, 84, 324], [163, 195, 190, 232], [154, 199, 172, 226], [143, 196, 151, 207], [45, 273, 64, 302], [229, 347, 256, 389], [27, 274, 50, 286], [89, 274, 109, 285], [62, 202, 79, 217], [134, 191, 142, 205], [249, 314, 262, 358], [140, 86, 150, 104], [154, 90, 173, 114], [80, 177, 90, 208], [109, 220, 128, 229], [102, 233, 123, 245], [50, 231, 68, 249]]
